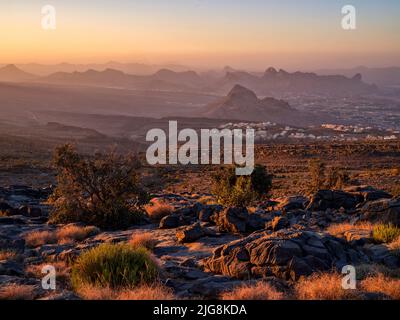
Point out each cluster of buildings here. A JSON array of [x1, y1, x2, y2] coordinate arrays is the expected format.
[[219, 122, 399, 142]]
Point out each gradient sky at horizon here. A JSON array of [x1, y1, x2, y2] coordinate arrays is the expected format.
[[1, 0, 399, 70]]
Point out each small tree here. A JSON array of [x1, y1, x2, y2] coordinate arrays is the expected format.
[[308, 159, 325, 193], [48, 144, 148, 229], [212, 165, 273, 207]]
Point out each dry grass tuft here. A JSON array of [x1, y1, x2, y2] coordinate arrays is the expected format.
[[294, 273, 361, 300], [24, 225, 99, 247], [373, 224, 400, 243], [117, 285, 175, 300], [144, 199, 174, 220], [56, 225, 100, 244], [25, 230, 57, 247], [0, 250, 22, 262], [77, 284, 175, 300], [221, 282, 285, 300], [0, 284, 36, 300], [327, 222, 373, 237], [388, 236, 400, 257], [361, 274, 400, 299], [129, 232, 158, 251], [355, 264, 400, 280]]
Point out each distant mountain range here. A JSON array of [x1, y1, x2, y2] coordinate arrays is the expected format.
[[38, 67, 202, 92], [202, 85, 317, 125], [212, 67, 377, 97], [0, 61, 188, 76], [0, 63, 383, 98]]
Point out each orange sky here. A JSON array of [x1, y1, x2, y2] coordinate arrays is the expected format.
[[1, 0, 399, 69]]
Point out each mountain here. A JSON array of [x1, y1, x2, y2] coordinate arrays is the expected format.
[[7, 62, 189, 77], [42, 68, 128, 85], [211, 67, 378, 97], [317, 66, 400, 87], [202, 85, 313, 124], [153, 69, 204, 87], [0, 64, 37, 82], [39, 68, 202, 91]]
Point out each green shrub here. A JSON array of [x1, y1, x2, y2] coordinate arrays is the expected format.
[[212, 165, 272, 207], [373, 224, 400, 243], [48, 144, 148, 230], [71, 243, 159, 289]]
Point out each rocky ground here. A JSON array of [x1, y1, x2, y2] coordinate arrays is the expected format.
[[0, 184, 399, 300]]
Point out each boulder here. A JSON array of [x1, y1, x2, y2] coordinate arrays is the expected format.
[[0, 216, 25, 225], [345, 186, 392, 202], [271, 216, 290, 231], [18, 206, 42, 217], [0, 203, 19, 216], [198, 205, 223, 222], [176, 223, 205, 243], [0, 260, 24, 276], [307, 190, 362, 211], [0, 236, 25, 253], [159, 214, 190, 229], [203, 229, 369, 281], [360, 198, 400, 226], [211, 207, 248, 233], [275, 196, 309, 212], [343, 229, 373, 246]]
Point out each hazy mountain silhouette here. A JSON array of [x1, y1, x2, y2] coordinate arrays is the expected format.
[[3, 62, 189, 77], [212, 67, 378, 97], [39, 68, 203, 91], [317, 66, 400, 87], [0, 64, 37, 82], [202, 85, 315, 124]]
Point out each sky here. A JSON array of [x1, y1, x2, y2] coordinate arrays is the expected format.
[[1, 0, 399, 70]]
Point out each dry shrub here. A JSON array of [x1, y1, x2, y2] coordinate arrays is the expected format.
[[129, 232, 158, 251], [0, 284, 36, 300], [295, 273, 361, 300], [221, 282, 284, 300], [25, 230, 57, 247], [144, 199, 174, 220], [56, 225, 99, 244], [326, 222, 373, 237], [361, 274, 400, 299], [77, 284, 174, 300]]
